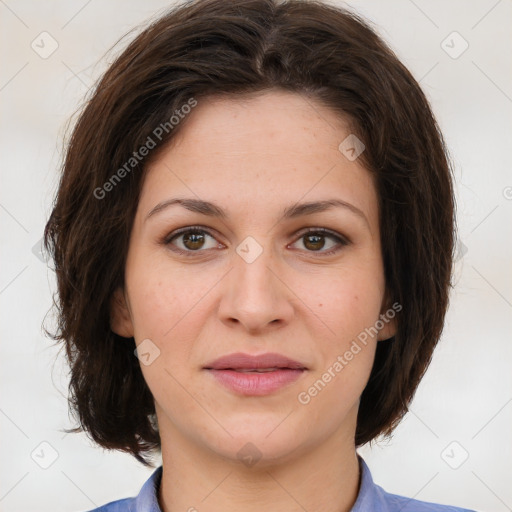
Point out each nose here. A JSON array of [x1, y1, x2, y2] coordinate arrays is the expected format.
[[217, 244, 295, 334]]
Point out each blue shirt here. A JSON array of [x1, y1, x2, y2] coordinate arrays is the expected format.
[[86, 457, 476, 511]]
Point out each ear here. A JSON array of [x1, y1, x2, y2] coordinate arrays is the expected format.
[[110, 287, 134, 338], [377, 290, 398, 342]]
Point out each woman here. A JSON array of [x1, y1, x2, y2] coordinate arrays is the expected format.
[[43, 0, 475, 510]]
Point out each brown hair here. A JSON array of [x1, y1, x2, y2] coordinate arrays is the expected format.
[[43, 0, 456, 467]]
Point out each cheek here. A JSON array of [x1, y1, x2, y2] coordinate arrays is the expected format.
[[296, 275, 379, 425], [296, 264, 383, 391], [127, 256, 214, 340], [127, 265, 212, 392], [296, 262, 384, 343]]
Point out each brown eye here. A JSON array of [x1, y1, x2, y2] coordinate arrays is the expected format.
[[163, 226, 349, 257], [165, 227, 220, 254], [291, 229, 349, 256], [181, 231, 207, 250], [303, 233, 326, 251]]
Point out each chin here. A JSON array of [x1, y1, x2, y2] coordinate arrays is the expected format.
[[195, 414, 312, 468]]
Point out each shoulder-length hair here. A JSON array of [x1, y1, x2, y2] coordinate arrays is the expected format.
[[44, 0, 456, 467]]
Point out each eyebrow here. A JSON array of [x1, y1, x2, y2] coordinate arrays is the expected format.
[[145, 197, 369, 227]]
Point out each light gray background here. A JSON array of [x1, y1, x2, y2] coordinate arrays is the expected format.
[[1, 1, 511, 511]]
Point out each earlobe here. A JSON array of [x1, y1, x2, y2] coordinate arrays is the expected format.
[[109, 287, 134, 338], [377, 292, 398, 342], [377, 315, 397, 342]]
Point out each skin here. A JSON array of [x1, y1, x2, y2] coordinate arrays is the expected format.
[[110, 89, 396, 512]]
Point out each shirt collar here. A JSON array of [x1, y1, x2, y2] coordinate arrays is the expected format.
[[133, 455, 385, 511], [351, 456, 390, 511], [133, 463, 163, 511]]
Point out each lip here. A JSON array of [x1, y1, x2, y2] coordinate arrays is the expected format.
[[203, 352, 308, 396], [203, 352, 307, 371]]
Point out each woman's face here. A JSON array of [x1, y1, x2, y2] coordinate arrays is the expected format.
[[111, 90, 395, 465]]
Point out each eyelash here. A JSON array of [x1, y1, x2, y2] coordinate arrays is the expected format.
[[161, 225, 350, 257]]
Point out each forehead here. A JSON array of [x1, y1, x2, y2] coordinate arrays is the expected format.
[[168, 90, 352, 161], [137, 90, 378, 231]]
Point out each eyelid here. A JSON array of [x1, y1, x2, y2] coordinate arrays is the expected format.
[[162, 225, 350, 256], [161, 225, 224, 250], [291, 226, 350, 246]]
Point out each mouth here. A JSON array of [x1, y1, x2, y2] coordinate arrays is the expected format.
[[203, 352, 308, 396], [223, 367, 291, 373], [204, 368, 306, 396], [203, 351, 308, 371]]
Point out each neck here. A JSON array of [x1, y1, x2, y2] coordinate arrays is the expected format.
[[157, 416, 361, 512]]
